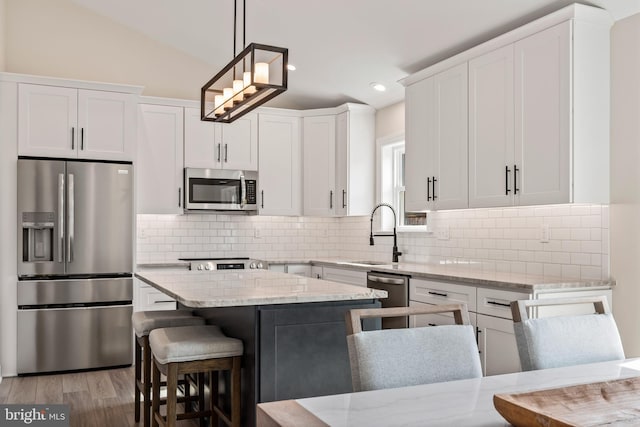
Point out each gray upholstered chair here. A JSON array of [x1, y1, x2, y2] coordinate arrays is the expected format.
[[511, 296, 625, 371], [345, 304, 482, 392]]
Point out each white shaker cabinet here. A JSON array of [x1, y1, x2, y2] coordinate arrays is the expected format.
[[303, 115, 336, 216], [258, 113, 302, 216], [335, 106, 375, 216], [476, 313, 521, 376], [469, 20, 608, 207], [405, 63, 468, 211], [137, 103, 184, 214], [468, 44, 515, 208], [184, 112, 258, 171], [18, 84, 135, 161], [303, 104, 375, 217]]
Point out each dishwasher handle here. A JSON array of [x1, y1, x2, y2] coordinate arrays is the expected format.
[[367, 275, 406, 286]]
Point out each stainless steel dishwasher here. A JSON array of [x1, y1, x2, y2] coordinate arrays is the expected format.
[[366, 271, 410, 329]]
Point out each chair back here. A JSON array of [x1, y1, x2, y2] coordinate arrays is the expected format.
[[345, 304, 482, 392], [511, 296, 625, 371]]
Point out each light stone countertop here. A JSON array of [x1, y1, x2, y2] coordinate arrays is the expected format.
[[135, 269, 387, 308], [279, 258, 615, 292]]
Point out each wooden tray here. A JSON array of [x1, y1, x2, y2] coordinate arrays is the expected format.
[[494, 376, 640, 426]]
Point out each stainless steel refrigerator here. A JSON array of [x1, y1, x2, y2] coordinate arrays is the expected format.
[[17, 158, 133, 374]]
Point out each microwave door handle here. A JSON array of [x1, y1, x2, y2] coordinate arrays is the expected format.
[[58, 173, 65, 263], [67, 173, 74, 263], [240, 175, 246, 208]]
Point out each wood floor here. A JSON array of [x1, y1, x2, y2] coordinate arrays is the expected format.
[[0, 366, 199, 427]]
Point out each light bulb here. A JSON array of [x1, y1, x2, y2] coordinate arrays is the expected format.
[[254, 62, 269, 84], [243, 71, 256, 95], [223, 87, 233, 110], [233, 79, 244, 103]]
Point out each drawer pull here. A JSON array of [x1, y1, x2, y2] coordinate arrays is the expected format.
[[428, 291, 448, 298], [154, 300, 175, 304], [487, 300, 510, 308], [428, 323, 437, 327]]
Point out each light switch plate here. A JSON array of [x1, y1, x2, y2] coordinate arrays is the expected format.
[[540, 224, 550, 243], [436, 226, 450, 240], [254, 227, 262, 238]]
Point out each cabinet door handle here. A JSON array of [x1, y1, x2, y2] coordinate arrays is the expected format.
[[178, 188, 182, 208], [486, 300, 511, 308], [217, 144, 221, 162], [80, 128, 84, 150], [428, 291, 448, 298], [154, 300, 175, 304], [505, 166, 511, 195], [514, 164, 519, 194], [261, 190, 264, 209], [428, 323, 437, 327], [329, 190, 333, 209], [432, 176, 437, 201], [427, 177, 431, 201], [224, 144, 228, 163], [71, 127, 75, 150], [342, 190, 346, 209]]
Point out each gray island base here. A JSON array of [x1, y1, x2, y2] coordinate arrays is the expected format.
[[191, 299, 379, 426], [134, 270, 385, 426]]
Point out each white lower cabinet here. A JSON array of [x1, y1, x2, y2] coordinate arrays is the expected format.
[[476, 313, 521, 376], [134, 278, 177, 312], [409, 300, 477, 328], [285, 264, 312, 277], [319, 266, 367, 287]]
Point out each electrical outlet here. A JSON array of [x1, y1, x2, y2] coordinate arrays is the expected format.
[[540, 224, 550, 243], [436, 227, 450, 241], [139, 228, 147, 239], [254, 227, 262, 238]]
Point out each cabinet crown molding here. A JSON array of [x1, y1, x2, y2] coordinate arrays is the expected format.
[[400, 3, 612, 87], [0, 72, 143, 94]]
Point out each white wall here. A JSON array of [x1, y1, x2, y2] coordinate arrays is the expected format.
[[4, 0, 212, 100], [0, 0, 6, 71], [610, 13, 640, 356], [375, 101, 404, 140]]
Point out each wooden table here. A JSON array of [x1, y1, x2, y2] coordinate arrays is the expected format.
[[257, 359, 640, 427]]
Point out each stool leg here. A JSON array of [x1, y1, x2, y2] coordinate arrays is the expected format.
[[135, 337, 141, 423], [166, 363, 178, 427], [231, 357, 241, 427], [209, 371, 219, 427], [199, 373, 206, 427], [151, 357, 160, 427], [143, 336, 152, 427]]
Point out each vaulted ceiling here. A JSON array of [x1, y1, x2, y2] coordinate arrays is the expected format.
[[71, 0, 640, 110]]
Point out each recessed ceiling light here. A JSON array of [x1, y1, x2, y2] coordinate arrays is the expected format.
[[287, 64, 296, 71], [370, 82, 386, 92]]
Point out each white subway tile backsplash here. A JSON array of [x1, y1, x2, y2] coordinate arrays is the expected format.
[[137, 203, 609, 280]]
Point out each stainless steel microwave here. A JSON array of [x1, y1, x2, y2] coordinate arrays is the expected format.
[[184, 168, 258, 211]]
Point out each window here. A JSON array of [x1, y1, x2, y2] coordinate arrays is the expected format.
[[379, 137, 426, 231]]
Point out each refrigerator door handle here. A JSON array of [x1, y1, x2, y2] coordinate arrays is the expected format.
[[58, 173, 65, 263], [68, 173, 75, 263]]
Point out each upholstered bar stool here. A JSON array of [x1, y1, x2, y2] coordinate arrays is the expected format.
[[149, 325, 243, 427], [133, 310, 206, 427]]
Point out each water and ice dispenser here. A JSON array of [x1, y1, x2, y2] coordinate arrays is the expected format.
[[21, 212, 55, 263]]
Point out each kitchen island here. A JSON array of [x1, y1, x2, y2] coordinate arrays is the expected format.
[[135, 269, 386, 427]]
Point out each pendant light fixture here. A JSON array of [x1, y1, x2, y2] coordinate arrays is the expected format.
[[201, 0, 288, 123]]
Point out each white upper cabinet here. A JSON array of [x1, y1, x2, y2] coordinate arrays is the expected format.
[[303, 105, 375, 217], [404, 5, 611, 209], [184, 112, 258, 171], [18, 84, 135, 161], [303, 115, 336, 216], [137, 103, 184, 214], [468, 45, 515, 208], [335, 107, 375, 216], [183, 107, 216, 169], [258, 113, 302, 216], [405, 63, 468, 211], [514, 21, 571, 206]]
